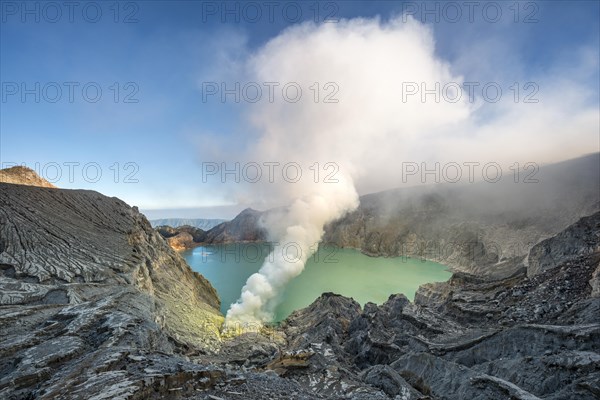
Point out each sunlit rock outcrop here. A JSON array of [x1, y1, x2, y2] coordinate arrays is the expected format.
[[0, 166, 56, 188]]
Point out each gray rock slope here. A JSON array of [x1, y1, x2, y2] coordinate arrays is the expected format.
[[0, 183, 224, 399], [527, 211, 600, 277], [0, 181, 354, 400], [260, 212, 600, 399], [1, 171, 599, 399]]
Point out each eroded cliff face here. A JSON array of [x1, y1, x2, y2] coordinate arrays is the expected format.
[[0, 182, 223, 399], [527, 211, 600, 277]]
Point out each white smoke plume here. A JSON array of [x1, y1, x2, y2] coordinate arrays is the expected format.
[[225, 174, 358, 324], [219, 15, 598, 325], [222, 16, 465, 325]]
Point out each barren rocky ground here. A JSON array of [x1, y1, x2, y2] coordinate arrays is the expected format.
[[1, 160, 599, 399]]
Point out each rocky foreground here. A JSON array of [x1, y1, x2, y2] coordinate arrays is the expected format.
[[0, 167, 599, 399], [209, 212, 600, 400]]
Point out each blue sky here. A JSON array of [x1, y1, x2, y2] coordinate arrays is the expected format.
[[1, 1, 598, 219]]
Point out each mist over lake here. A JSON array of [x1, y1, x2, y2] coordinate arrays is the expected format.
[[183, 243, 452, 321]]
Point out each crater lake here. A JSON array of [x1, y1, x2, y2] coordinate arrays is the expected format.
[[182, 243, 452, 321]]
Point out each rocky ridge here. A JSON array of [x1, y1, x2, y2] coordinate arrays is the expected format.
[[324, 154, 599, 279], [156, 208, 269, 251]]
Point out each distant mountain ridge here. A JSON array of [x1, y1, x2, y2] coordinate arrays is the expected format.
[[155, 209, 268, 250], [150, 218, 227, 230]]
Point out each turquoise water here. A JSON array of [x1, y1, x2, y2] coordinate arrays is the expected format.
[[182, 243, 451, 321]]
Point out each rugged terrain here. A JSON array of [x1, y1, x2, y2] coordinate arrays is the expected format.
[[1, 161, 599, 399], [206, 212, 600, 399], [0, 182, 223, 399]]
